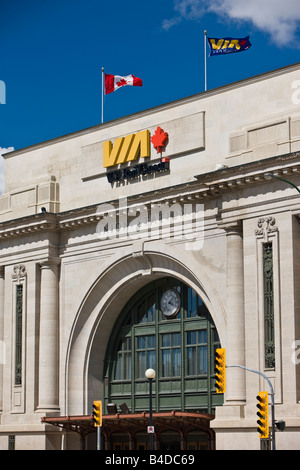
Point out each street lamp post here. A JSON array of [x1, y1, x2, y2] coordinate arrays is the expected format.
[[145, 368, 156, 450], [227, 365, 276, 450], [264, 173, 300, 194]]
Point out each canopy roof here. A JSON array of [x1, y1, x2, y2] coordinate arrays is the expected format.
[[42, 410, 215, 449]]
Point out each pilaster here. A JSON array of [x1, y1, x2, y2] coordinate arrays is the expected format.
[[36, 258, 60, 413], [221, 220, 246, 405], [0, 266, 4, 413]]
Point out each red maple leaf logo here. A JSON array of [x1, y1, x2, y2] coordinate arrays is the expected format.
[[151, 127, 168, 153], [116, 78, 128, 87]]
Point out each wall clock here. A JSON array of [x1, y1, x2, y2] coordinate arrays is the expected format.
[[160, 289, 181, 317]]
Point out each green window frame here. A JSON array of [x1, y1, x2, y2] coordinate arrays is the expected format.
[[8, 435, 15, 451], [186, 330, 208, 376], [263, 243, 275, 369], [15, 284, 23, 386], [114, 336, 132, 381], [104, 277, 223, 414], [161, 332, 181, 377], [136, 335, 156, 378]]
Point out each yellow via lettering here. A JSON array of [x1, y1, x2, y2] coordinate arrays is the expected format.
[[228, 39, 241, 50], [103, 130, 150, 168], [221, 40, 230, 49], [210, 39, 224, 50]]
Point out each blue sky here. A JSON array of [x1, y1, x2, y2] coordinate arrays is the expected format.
[[1, 0, 300, 154]]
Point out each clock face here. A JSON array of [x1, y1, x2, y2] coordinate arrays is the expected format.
[[160, 289, 181, 317]]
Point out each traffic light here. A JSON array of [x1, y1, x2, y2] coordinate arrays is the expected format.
[[256, 391, 269, 438], [92, 400, 102, 427], [215, 348, 226, 394]]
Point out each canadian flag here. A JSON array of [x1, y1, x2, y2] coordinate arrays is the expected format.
[[104, 74, 143, 94]]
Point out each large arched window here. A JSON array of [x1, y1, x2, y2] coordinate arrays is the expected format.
[[103, 277, 223, 414]]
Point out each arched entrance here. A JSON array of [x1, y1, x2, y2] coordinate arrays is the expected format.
[[102, 276, 223, 450], [66, 241, 227, 417]]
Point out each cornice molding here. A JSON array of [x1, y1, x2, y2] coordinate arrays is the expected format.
[[0, 152, 299, 240], [0, 213, 57, 239], [195, 151, 300, 192]]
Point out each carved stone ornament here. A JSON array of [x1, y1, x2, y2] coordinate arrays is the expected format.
[[12, 264, 27, 283], [255, 217, 278, 241]]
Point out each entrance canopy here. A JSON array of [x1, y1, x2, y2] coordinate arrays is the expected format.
[[42, 411, 215, 450]]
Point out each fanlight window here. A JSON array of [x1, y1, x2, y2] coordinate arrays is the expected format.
[[104, 277, 223, 414]]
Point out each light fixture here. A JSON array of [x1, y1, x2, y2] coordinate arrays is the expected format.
[[215, 163, 228, 170], [145, 368, 156, 450], [119, 402, 129, 414], [145, 368, 156, 380], [106, 403, 117, 414], [264, 173, 300, 193], [264, 173, 274, 180]]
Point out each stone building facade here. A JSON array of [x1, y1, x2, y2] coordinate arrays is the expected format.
[[0, 63, 300, 450]]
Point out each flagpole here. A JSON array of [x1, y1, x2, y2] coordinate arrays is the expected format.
[[101, 67, 104, 123], [204, 30, 207, 91]]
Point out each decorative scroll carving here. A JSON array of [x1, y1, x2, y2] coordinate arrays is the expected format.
[[12, 264, 27, 284], [255, 217, 278, 242]]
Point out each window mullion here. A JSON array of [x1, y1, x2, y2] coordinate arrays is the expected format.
[[15, 284, 23, 386]]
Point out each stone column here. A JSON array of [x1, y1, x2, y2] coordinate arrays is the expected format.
[[37, 259, 60, 412], [223, 221, 246, 404], [0, 267, 4, 412]]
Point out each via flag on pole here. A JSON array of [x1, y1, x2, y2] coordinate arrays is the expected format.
[[207, 36, 251, 57], [104, 74, 143, 94]]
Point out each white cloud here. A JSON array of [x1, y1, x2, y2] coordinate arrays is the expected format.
[[162, 0, 205, 30], [210, 0, 300, 46], [0, 147, 14, 194], [163, 0, 300, 46]]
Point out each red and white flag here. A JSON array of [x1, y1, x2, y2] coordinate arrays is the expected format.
[[104, 74, 143, 94]]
